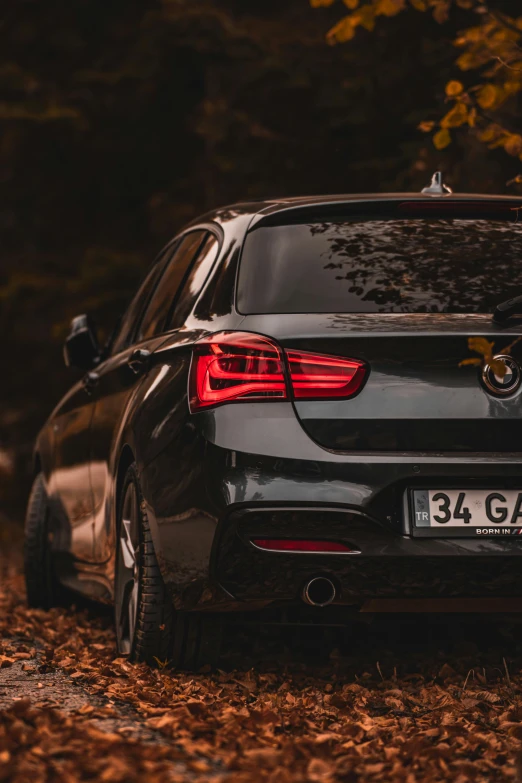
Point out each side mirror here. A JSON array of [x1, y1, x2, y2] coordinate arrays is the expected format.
[[64, 314, 101, 371]]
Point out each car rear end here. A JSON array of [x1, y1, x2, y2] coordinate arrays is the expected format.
[[187, 195, 522, 612]]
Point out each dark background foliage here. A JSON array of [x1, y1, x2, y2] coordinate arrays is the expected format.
[[0, 0, 518, 512]]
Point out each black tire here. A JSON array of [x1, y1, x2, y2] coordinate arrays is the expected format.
[[24, 473, 62, 610], [114, 463, 223, 670], [172, 612, 224, 671]]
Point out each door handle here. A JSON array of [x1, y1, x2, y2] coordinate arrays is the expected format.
[[128, 348, 151, 375], [82, 371, 99, 395]]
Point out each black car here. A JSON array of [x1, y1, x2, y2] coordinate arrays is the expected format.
[[24, 174, 522, 668]]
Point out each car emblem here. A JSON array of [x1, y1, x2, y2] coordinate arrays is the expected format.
[[482, 354, 522, 396]]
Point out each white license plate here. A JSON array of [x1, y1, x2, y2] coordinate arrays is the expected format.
[[412, 489, 522, 536]]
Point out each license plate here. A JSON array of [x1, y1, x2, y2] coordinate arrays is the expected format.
[[411, 489, 522, 537]]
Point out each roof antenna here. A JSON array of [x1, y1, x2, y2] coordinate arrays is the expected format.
[[421, 171, 453, 196]]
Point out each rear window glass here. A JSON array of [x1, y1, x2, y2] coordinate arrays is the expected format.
[[237, 218, 522, 314]]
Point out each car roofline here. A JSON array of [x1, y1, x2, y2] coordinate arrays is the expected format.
[[266, 192, 521, 206], [256, 192, 522, 211], [248, 193, 522, 228], [182, 192, 522, 232]]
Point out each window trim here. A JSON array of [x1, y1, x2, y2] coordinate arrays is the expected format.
[[147, 230, 210, 338], [163, 229, 223, 332], [132, 232, 205, 344], [108, 252, 172, 357], [132, 223, 224, 345]]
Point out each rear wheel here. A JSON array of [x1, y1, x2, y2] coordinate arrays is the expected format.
[[114, 464, 222, 669], [172, 612, 223, 671], [24, 473, 63, 609]]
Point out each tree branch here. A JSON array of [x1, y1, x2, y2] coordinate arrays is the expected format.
[[493, 55, 522, 72], [481, 5, 522, 37]]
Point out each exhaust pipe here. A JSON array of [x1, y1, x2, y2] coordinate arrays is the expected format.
[[302, 577, 336, 607]]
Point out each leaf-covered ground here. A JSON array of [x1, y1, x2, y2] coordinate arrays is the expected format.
[[2, 552, 522, 782]]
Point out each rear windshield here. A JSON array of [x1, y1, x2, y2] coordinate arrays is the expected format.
[[237, 218, 522, 314]]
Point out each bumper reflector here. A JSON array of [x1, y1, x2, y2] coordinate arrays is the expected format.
[[251, 538, 354, 553]]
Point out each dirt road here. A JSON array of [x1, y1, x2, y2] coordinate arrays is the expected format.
[[2, 551, 522, 782]]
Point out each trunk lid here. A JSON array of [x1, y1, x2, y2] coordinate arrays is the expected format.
[[241, 313, 522, 452]]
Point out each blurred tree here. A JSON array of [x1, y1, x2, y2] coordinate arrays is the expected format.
[[312, 1, 522, 178]]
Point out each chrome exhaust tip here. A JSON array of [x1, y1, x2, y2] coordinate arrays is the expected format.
[[302, 577, 336, 607]]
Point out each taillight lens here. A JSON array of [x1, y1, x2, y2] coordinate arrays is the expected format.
[[286, 349, 366, 399], [189, 332, 367, 411], [189, 332, 287, 411]]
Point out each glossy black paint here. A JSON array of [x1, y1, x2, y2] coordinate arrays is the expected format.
[[34, 193, 522, 614]]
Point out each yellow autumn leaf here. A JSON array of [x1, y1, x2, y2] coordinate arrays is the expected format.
[[433, 1, 450, 23], [356, 5, 378, 30], [479, 125, 501, 143], [418, 120, 435, 132], [501, 336, 522, 356], [504, 134, 522, 157], [310, 0, 337, 6], [445, 80, 464, 97], [410, 0, 428, 10], [433, 128, 451, 149], [504, 80, 522, 96], [467, 107, 477, 127], [490, 132, 510, 150], [490, 359, 508, 379], [456, 25, 482, 45], [342, 0, 359, 8], [377, 0, 406, 17], [477, 84, 500, 110], [456, 51, 481, 71], [327, 17, 357, 43], [441, 102, 468, 128], [467, 337, 495, 362]]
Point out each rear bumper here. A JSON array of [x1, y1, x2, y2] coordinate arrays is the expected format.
[[213, 505, 522, 606], [140, 402, 522, 611]]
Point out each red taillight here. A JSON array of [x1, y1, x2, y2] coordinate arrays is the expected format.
[[189, 332, 367, 411], [286, 349, 366, 400], [189, 332, 287, 411], [252, 538, 354, 553]]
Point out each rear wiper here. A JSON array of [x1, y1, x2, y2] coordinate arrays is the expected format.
[[493, 294, 522, 324]]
